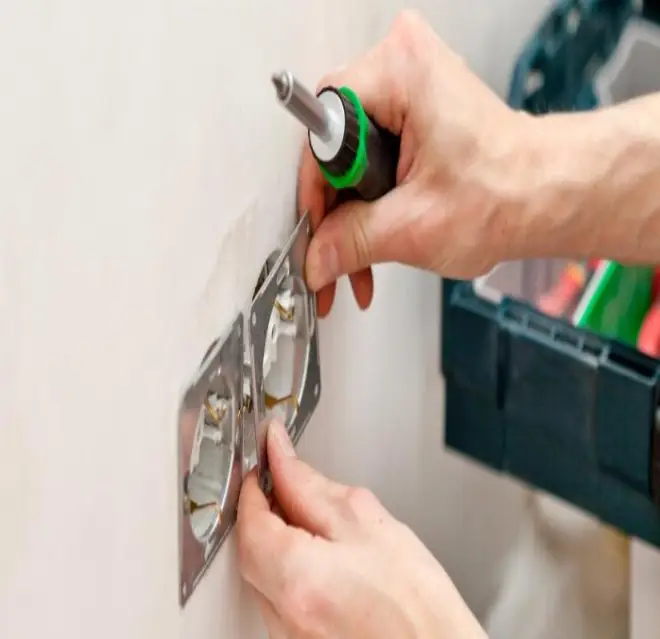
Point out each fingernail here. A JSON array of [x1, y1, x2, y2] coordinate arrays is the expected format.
[[306, 241, 338, 291], [269, 420, 296, 458]]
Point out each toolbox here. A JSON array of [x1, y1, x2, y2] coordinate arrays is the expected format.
[[441, 0, 660, 546]]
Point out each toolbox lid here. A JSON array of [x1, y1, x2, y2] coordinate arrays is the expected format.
[[508, 0, 639, 113]]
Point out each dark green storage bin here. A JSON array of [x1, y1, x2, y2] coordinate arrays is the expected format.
[[441, 0, 660, 547]]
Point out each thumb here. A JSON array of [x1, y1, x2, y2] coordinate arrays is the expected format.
[[266, 420, 347, 539], [305, 183, 416, 292]]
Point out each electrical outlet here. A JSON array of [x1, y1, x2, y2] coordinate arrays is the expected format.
[[177, 211, 321, 606], [178, 315, 244, 605], [248, 212, 321, 481]]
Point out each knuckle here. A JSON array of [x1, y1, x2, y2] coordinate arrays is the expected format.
[[343, 485, 383, 519], [390, 9, 425, 44], [384, 11, 428, 105]]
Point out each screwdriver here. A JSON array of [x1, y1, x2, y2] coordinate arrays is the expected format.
[[271, 70, 399, 202]]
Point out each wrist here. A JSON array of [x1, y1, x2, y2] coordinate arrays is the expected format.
[[435, 108, 546, 275], [472, 109, 591, 264], [511, 110, 608, 261], [487, 102, 660, 264], [461, 109, 561, 267]]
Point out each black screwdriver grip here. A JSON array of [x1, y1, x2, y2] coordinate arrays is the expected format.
[[355, 118, 400, 202]]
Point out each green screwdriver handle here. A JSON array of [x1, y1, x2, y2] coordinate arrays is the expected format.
[[313, 86, 400, 202]]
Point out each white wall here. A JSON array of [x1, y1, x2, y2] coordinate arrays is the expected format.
[[0, 1, 562, 638], [631, 541, 660, 638]]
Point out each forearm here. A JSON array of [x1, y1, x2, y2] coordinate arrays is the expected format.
[[505, 92, 660, 264]]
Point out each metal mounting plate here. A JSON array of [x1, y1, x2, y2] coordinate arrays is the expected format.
[[176, 211, 323, 606], [249, 211, 322, 480], [178, 314, 244, 606]]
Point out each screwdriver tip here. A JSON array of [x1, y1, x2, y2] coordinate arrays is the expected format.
[[271, 71, 290, 101]]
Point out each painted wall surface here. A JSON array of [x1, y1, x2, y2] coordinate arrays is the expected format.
[[631, 541, 660, 638], [4, 1, 655, 639]]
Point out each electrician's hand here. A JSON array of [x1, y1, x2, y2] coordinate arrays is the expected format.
[[299, 9, 531, 315], [236, 420, 486, 639]]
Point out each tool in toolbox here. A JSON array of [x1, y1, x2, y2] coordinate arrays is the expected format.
[[571, 261, 655, 346], [637, 269, 660, 358], [537, 259, 660, 357], [537, 259, 600, 319], [271, 70, 399, 201]]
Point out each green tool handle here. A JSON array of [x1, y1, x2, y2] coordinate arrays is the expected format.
[[313, 86, 400, 202]]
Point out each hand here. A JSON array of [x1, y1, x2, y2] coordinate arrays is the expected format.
[[299, 10, 532, 315], [237, 420, 486, 639]]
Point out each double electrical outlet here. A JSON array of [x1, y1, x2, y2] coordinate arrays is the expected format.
[[177, 212, 321, 605]]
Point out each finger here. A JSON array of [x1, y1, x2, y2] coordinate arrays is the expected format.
[[237, 471, 298, 599], [305, 182, 418, 291], [267, 420, 347, 539], [271, 499, 288, 523], [297, 142, 329, 232], [316, 282, 336, 318], [313, 189, 343, 317], [298, 146, 337, 315], [349, 268, 374, 310]]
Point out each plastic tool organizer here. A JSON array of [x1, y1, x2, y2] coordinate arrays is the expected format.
[[441, 0, 660, 547]]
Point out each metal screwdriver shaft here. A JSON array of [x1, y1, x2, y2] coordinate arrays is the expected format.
[[271, 71, 333, 142]]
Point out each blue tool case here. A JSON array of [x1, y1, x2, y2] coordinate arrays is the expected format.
[[441, 0, 660, 546]]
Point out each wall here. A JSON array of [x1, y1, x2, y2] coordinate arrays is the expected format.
[[0, 1, 564, 638], [631, 541, 660, 638]]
